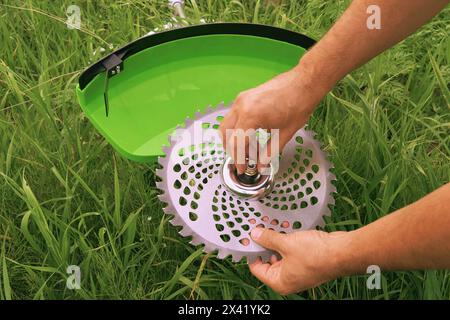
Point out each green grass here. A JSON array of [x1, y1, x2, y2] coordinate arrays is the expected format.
[[0, 0, 449, 300]]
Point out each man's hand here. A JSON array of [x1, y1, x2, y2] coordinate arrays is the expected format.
[[249, 228, 347, 295], [218, 67, 325, 174], [219, 0, 448, 174], [249, 183, 450, 295]]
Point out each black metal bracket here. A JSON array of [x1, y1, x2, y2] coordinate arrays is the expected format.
[[101, 53, 124, 117]]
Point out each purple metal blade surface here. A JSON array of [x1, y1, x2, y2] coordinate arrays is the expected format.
[[156, 104, 336, 263]]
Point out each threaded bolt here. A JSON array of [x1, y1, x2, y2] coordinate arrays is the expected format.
[[244, 161, 258, 177]]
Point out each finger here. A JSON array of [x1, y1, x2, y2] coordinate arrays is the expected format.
[[227, 131, 246, 175], [248, 257, 279, 288], [250, 227, 287, 255], [230, 119, 253, 175], [234, 127, 249, 175], [218, 109, 237, 153]]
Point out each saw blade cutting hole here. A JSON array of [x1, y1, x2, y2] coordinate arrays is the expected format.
[[156, 103, 336, 263]]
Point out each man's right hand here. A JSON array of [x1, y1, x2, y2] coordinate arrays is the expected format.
[[218, 65, 324, 174]]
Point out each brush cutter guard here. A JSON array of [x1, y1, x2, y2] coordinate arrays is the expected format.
[[76, 23, 315, 163]]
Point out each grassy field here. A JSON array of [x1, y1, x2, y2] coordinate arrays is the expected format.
[[0, 0, 449, 300]]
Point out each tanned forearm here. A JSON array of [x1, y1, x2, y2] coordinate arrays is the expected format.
[[336, 183, 450, 275], [296, 0, 450, 105]]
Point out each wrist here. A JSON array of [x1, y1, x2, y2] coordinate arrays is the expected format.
[[326, 231, 366, 278], [284, 66, 323, 117], [293, 51, 340, 105]]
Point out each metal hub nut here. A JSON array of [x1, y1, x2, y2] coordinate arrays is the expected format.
[[220, 157, 275, 200]]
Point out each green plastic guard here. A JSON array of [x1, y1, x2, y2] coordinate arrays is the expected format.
[[76, 23, 314, 163]]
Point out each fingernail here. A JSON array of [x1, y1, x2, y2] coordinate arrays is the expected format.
[[251, 228, 263, 240]]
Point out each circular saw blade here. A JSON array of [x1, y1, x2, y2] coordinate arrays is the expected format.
[[156, 103, 336, 263]]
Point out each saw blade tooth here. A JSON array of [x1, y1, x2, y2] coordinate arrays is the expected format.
[[327, 197, 336, 206], [203, 242, 216, 254], [161, 145, 171, 155], [246, 251, 273, 264], [157, 193, 169, 204], [301, 126, 310, 135], [314, 144, 325, 154], [157, 161, 169, 174], [184, 117, 193, 127], [327, 169, 338, 199], [231, 252, 243, 263], [325, 156, 335, 169], [316, 216, 326, 227], [163, 205, 174, 215], [246, 254, 259, 264], [261, 251, 273, 263], [169, 215, 183, 226], [161, 201, 175, 213], [324, 196, 335, 213], [329, 183, 337, 194], [216, 101, 226, 110], [331, 187, 337, 195], [157, 155, 169, 168], [217, 250, 230, 260], [155, 168, 164, 178], [179, 226, 192, 237], [194, 110, 203, 119], [329, 171, 337, 180], [155, 181, 165, 190], [205, 105, 213, 113], [189, 236, 202, 246]]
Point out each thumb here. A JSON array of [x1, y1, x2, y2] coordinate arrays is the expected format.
[[251, 227, 287, 255]]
